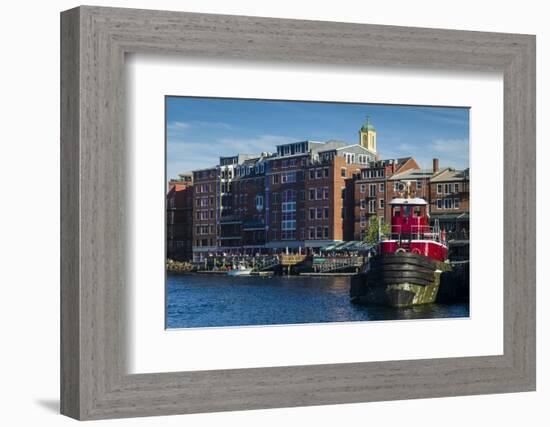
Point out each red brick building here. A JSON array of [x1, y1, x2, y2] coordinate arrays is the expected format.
[[353, 157, 419, 240], [191, 166, 219, 259], [266, 140, 376, 254], [429, 166, 470, 236], [166, 173, 194, 260], [354, 157, 470, 241], [219, 154, 269, 255], [168, 118, 470, 260]]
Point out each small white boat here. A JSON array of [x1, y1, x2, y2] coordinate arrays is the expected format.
[[227, 264, 253, 276]]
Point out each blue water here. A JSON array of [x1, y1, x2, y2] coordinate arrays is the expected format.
[[166, 273, 469, 329]]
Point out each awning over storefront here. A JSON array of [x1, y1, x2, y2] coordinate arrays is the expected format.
[[430, 212, 469, 222], [320, 241, 374, 252]]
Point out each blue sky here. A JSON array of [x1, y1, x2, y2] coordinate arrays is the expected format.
[[166, 97, 469, 180]]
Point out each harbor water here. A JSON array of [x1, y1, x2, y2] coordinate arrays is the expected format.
[[166, 273, 469, 329]]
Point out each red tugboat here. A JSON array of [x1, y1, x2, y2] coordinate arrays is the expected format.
[[350, 182, 451, 307]]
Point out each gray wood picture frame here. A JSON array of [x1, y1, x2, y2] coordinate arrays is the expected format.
[[60, 5, 536, 421]]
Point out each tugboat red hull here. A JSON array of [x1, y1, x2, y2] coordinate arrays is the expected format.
[[380, 239, 448, 262]]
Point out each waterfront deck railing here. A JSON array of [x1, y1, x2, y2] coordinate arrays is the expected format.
[[313, 256, 364, 273]]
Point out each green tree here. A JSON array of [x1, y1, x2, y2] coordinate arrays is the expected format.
[[363, 216, 391, 245]]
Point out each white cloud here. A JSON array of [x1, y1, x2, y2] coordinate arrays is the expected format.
[[430, 138, 469, 156], [167, 121, 191, 131], [396, 143, 416, 152], [166, 133, 298, 179], [219, 134, 297, 154], [167, 120, 234, 133]]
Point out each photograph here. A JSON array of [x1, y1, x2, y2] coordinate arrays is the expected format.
[[165, 97, 470, 329]]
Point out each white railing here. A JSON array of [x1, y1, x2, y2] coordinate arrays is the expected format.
[[387, 224, 442, 243]]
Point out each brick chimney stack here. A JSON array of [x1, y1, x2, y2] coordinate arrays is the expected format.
[[433, 158, 439, 173]]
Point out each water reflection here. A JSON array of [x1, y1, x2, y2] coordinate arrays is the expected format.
[[166, 273, 469, 329]]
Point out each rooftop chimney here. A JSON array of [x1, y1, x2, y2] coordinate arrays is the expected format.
[[433, 158, 439, 173]]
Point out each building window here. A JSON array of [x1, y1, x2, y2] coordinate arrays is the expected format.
[[454, 183, 460, 193], [437, 184, 442, 194], [272, 192, 279, 204], [417, 180, 423, 189], [360, 184, 366, 193], [323, 187, 329, 199], [341, 167, 346, 177], [454, 198, 460, 209], [309, 208, 315, 220], [360, 199, 366, 210], [282, 189, 296, 203], [324, 167, 329, 178], [309, 227, 315, 239], [379, 198, 385, 209], [316, 207, 323, 220], [369, 184, 376, 197], [324, 226, 329, 239], [309, 169, 315, 180], [255, 195, 264, 210], [436, 199, 442, 209], [272, 174, 279, 184], [316, 226, 323, 239], [282, 201, 296, 212], [368, 199, 376, 213], [281, 172, 296, 183], [282, 220, 296, 231], [299, 190, 305, 201], [360, 213, 366, 227], [379, 182, 385, 192], [316, 168, 322, 179], [324, 207, 329, 219], [314, 187, 321, 200], [309, 188, 315, 200], [444, 198, 452, 209]]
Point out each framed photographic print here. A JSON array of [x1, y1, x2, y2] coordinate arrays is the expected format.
[[61, 6, 536, 420]]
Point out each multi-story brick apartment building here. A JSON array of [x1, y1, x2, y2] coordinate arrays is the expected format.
[[219, 153, 270, 254], [268, 139, 374, 253], [191, 166, 219, 259], [353, 157, 419, 240], [429, 166, 470, 235], [354, 157, 470, 240], [189, 119, 379, 260], [172, 118, 470, 260], [166, 173, 194, 261]]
